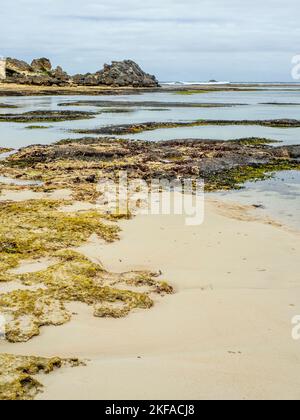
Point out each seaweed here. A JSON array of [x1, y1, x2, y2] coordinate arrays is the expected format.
[[0, 199, 119, 273], [0, 354, 82, 400], [0, 250, 173, 342]]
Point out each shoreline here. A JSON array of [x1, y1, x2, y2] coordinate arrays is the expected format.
[[1, 196, 300, 400], [1, 83, 300, 97], [0, 87, 300, 400]]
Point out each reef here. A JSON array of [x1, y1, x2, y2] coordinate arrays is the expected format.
[[0, 199, 121, 273], [0, 137, 299, 200], [0, 133, 299, 399], [0, 103, 18, 109], [73, 119, 300, 136], [0, 354, 81, 400], [260, 102, 300, 106], [0, 199, 173, 343], [0, 250, 172, 342], [25, 125, 51, 130], [58, 100, 244, 108], [0, 148, 13, 155], [0, 110, 96, 123]]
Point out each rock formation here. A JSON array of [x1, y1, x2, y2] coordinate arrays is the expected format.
[[0, 57, 159, 88], [73, 60, 159, 87]]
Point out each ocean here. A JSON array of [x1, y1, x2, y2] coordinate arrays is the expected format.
[[0, 87, 299, 230]]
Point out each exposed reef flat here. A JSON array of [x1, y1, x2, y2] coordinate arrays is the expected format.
[[73, 119, 300, 136], [260, 102, 300, 106], [1, 135, 299, 400], [25, 125, 52, 130], [0, 147, 13, 155], [0, 110, 96, 123], [0, 103, 18, 109], [0, 195, 173, 345], [1, 137, 299, 199], [0, 247, 172, 343], [58, 100, 246, 108], [0, 354, 81, 400]]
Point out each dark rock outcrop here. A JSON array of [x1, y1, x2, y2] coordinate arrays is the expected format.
[[73, 60, 159, 87], [98, 60, 159, 87], [1, 57, 159, 88]]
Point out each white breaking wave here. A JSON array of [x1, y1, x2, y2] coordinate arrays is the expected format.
[[160, 81, 231, 86]]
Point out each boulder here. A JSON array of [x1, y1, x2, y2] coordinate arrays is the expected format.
[[5, 58, 33, 76], [51, 66, 71, 86], [96, 60, 159, 87], [31, 58, 52, 73]]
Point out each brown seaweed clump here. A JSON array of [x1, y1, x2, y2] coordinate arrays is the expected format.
[[0, 354, 81, 400]]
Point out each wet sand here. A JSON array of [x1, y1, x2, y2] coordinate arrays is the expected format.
[[2, 198, 300, 400]]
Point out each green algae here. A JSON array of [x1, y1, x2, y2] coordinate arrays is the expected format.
[[205, 160, 300, 191], [0, 104, 19, 109], [25, 125, 51, 130], [0, 148, 13, 155], [0, 110, 96, 123], [0, 200, 120, 274], [74, 119, 300, 136], [228, 138, 281, 146], [100, 108, 135, 113], [0, 250, 173, 342]]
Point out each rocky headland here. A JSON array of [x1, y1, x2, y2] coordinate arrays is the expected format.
[[0, 58, 159, 88]]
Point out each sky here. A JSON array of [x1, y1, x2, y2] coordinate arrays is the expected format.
[[1, 0, 299, 81]]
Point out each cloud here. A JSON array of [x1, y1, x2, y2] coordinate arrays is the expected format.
[[0, 0, 299, 81]]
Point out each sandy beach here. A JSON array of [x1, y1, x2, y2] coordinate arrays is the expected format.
[[1, 197, 300, 400]]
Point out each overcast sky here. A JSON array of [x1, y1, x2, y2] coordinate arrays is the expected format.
[[1, 0, 299, 81]]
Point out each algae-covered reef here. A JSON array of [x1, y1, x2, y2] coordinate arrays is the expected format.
[[0, 134, 299, 400], [0, 250, 172, 342], [73, 119, 300, 136], [0, 148, 13, 155], [0, 200, 120, 273], [0, 110, 96, 123], [1, 137, 299, 198], [0, 103, 18, 109], [0, 137, 299, 342], [0, 354, 81, 400], [0, 199, 173, 343], [58, 100, 244, 108], [25, 125, 51, 130]]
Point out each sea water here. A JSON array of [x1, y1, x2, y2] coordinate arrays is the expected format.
[[0, 88, 299, 230]]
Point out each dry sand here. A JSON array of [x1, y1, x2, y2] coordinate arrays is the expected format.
[[1, 198, 300, 400]]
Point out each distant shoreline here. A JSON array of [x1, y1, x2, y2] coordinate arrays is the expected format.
[[1, 82, 300, 96]]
